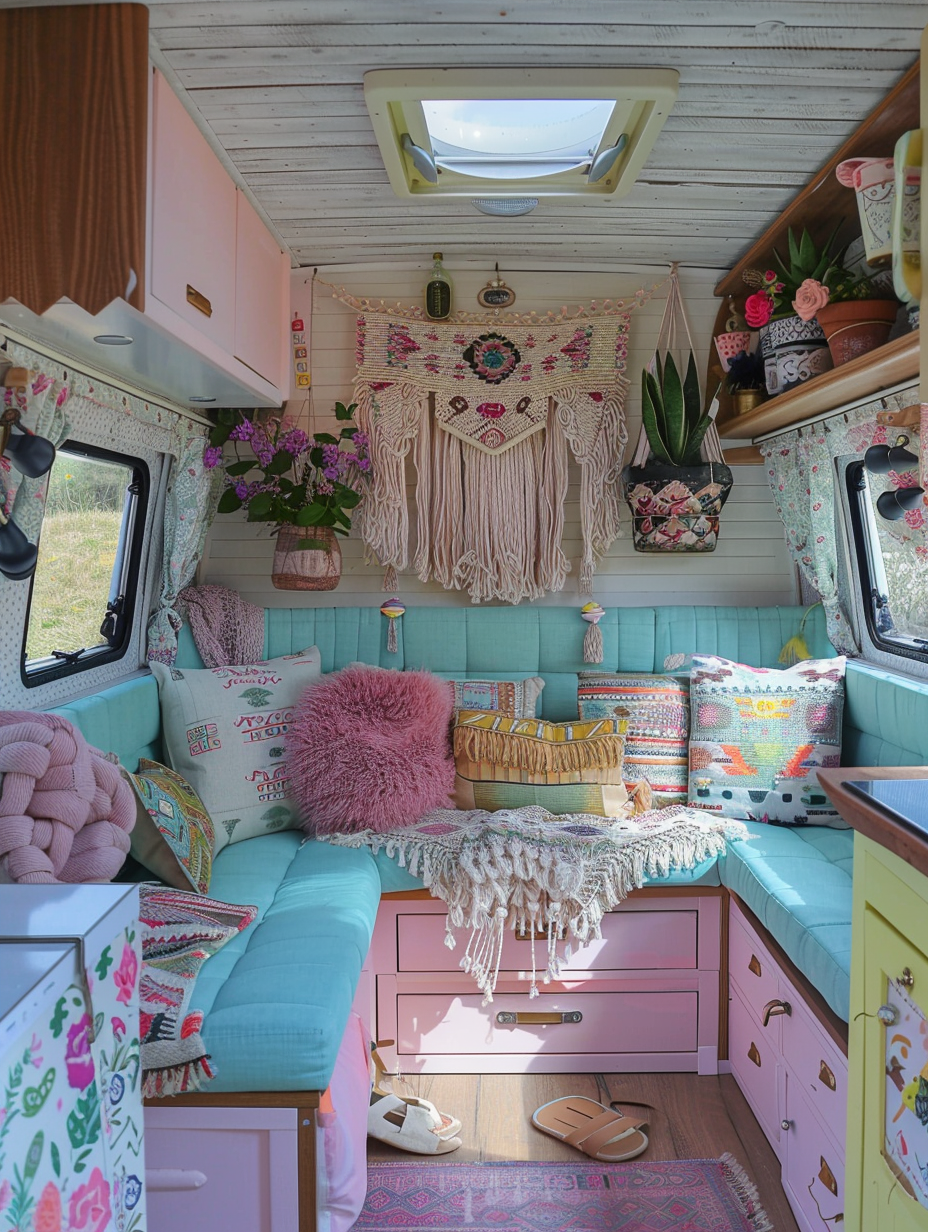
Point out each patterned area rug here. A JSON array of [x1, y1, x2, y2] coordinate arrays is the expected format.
[[357, 1157, 772, 1231]]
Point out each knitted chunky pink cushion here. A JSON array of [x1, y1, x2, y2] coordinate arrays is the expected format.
[[288, 666, 454, 834]]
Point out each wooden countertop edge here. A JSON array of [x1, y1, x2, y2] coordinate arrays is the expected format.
[[818, 767, 928, 877]]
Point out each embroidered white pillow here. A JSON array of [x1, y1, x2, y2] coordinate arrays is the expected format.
[[151, 647, 322, 851]]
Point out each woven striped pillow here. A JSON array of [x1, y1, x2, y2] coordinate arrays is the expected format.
[[452, 709, 629, 817]]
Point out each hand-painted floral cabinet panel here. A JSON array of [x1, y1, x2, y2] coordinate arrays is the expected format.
[[0, 885, 145, 1232]]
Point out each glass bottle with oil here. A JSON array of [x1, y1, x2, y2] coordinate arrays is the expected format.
[[424, 252, 453, 320]]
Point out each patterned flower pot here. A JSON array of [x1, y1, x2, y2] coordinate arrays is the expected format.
[[759, 314, 833, 397], [815, 298, 900, 367], [271, 524, 342, 590], [714, 331, 752, 372], [836, 156, 896, 266], [622, 460, 734, 553]]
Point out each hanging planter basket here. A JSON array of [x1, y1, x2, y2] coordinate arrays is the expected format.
[[271, 524, 342, 590], [622, 459, 734, 553]]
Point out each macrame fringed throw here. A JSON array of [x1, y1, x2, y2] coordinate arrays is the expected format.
[[380, 598, 405, 654], [581, 601, 605, 664], [351, 311, 631, 603]]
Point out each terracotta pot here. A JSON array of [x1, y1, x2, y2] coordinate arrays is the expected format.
[[758, 314, 832, 397], [271, 524, 342, 590], [732, 389, 765, 415], [815, 299, 899, 367]]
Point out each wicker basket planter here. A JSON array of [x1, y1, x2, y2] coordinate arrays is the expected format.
[[271, 525, 342, 590], [815, 299, 899, 367]]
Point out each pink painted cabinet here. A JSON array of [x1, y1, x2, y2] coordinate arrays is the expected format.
[[234, 189, 290, 389]]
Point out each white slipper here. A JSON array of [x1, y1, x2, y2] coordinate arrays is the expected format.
[[368, 1094, 463, 1154]]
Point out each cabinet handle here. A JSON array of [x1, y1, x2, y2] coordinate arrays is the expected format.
[[818, 1060, 837, 1091], [762, 998, 792, 1026], [145, 1168, 207, 1191], [747, 1041, 762, 1067], [495, 1011, 582, 1026], [818, 1157, 839, 1197], [899, 967, 915, 989], [186, 284, 213, 318], [748, 953, 762, 977], [781, 1119, 792, 1131]]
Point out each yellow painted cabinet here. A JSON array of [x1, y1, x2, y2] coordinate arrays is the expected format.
[[847, 836, 928, 1232]]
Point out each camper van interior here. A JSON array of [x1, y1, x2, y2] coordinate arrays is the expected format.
[[2, 4, 928, 1231]]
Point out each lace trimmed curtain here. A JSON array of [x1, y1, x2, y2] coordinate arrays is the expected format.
[[147, 433, 223, 665], [760, 386, 924, 654]]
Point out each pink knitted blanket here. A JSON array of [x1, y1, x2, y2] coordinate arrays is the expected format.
[[179, 584, 264, 668], [0, 712, 136, 883]]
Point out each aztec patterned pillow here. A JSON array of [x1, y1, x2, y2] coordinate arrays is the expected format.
[[686, 654, 847, 826], [139, 885, 257, 1097], [150, 646, 322, 852], [452, 710, 630, 817], [577, 673, 690, 807], [126, 759, 216, 895], [448, 677, 545, 719]]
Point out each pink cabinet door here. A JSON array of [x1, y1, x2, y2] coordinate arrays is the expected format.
[[728, 982, 781, 1152], [234, 189, 288, 387], [782, 1078, 846, 1231], [149, 69, 237, 350]]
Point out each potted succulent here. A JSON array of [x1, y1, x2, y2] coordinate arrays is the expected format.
[[204, 403, 371, 590], [743, 227, 843, 397], [622, 351, 733, 553], [726, 349, 766, 415]]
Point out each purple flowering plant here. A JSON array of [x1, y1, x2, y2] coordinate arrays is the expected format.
[[204, 402, 369, 534]]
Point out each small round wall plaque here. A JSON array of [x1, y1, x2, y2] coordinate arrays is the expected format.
[[477, 266, 516, 309]]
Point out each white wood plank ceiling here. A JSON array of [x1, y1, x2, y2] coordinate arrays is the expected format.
[[143, 0, 923, 272]]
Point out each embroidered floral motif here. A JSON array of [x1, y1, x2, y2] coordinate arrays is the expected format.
[[560, 325, 593, 372], [385, 324, 420, 368], [463, 333, 522, 384]]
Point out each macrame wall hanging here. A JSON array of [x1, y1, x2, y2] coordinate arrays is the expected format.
[[325, 284, 662, 604]]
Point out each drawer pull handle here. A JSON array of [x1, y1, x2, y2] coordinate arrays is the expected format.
[[819, 1060, 837, 1091], [818, 1157, 839, 1198], [496, 1011, 582, 1026], [145, 1168, 207, 1192], [781, 1119, 792, 1131], [748, 954, 762, 977], [762, 998, 792, 1026], [186, 284, 213, 317], [747, 1041, 762, 1068]]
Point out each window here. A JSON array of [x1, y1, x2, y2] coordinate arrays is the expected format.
[[846, 460, 928, 664], [364, 68, 678, 199], [23, 441, 149, 684]]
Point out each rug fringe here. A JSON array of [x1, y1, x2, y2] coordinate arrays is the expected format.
[[719, 1152, 774, 1232]]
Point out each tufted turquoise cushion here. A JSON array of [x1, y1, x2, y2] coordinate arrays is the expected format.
[[720, 823, 854, 1021], [195, 833, 381, 1092]]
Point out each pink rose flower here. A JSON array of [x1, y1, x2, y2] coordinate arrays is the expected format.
[[68, 1168, 111, 1232], [111, 1017, 126, 1040], [113, 943, 138, 1006], [792, 278, 830, 322], [34, 1181, 62, 1232], [744, 290, 774, 328], [65, 1014, 95, 1090]]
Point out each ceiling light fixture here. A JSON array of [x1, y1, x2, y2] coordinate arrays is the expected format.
[[472, 197, 539, 216], [93, 334, 134, 346]]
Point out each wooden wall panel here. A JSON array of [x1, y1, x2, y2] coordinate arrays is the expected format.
[[0, 3, 149, 316], [199, 263, 797, 611]]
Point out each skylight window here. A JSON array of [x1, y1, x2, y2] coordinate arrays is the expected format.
[[422, 99, 615, 180], [364, 69, 678, 200]]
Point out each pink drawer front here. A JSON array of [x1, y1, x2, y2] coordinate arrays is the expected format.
[[396, 989, 698, 1056], [397, 909, 698, 974], [783, 1079, 845, 1230], [729, 907, 780, 1026], [728, 983, 780, 1149], [781, 1000, 848, 1150]]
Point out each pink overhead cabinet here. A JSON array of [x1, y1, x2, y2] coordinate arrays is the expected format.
[[234, 190, 290, 390]]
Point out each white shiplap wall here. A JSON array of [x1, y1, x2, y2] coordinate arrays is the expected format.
[[200, 261, 797, 610]]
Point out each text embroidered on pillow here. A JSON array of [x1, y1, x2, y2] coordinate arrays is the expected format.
[[686, 654, 847, 826]]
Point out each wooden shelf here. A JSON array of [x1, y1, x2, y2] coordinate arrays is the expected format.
[[716, 330, 920, 440]]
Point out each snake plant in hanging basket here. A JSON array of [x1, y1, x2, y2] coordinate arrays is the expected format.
[[622, 351, 733, 554]]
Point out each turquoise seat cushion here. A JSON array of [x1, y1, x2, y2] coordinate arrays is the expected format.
[[49, 675, 162, 772], [720, 823, 854, 1022], [197, 833, 381, 1092], [374, 847, 721, 893]]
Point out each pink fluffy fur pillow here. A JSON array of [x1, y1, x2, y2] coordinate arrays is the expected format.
[[288, 666, 455, 834]]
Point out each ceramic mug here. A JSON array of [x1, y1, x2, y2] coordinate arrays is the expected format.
[[836, 157, 896, 265]]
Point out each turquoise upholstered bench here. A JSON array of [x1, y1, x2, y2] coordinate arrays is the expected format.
[[50, 603, 928, 1083]]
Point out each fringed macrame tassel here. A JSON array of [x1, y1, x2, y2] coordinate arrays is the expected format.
[[381, 598, 405, 654], [581, 601, 605, 664], [778, 600, 822, 665], [383, 564, 398, 592]]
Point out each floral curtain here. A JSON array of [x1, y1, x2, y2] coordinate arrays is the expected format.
[[147, 432, 223, 665], [760, 385, 923, 655]]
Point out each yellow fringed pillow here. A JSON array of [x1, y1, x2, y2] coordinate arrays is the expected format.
[[452, 710, 631, 817]]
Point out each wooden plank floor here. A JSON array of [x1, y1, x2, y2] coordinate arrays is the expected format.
[[368, 1071, 799, 1232]]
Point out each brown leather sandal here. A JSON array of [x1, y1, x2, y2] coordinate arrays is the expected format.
[[531, 1096, 649, 1161]]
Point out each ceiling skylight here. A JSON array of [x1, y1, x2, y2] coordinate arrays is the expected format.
[[364, 69, 678, 200]]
